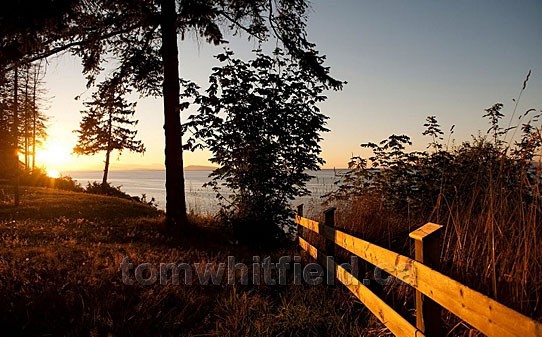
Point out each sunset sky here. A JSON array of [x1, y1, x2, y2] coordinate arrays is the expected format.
[[38, 0, 541, 173]]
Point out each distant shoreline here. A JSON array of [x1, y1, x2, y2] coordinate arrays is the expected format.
[[63, 167, 349, 173], [184, 165, 218, 171]]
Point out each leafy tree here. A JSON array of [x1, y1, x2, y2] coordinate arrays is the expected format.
[[0, 0, 342, 231], [183, 49, 340, 244], [74, 79, 145, 187]]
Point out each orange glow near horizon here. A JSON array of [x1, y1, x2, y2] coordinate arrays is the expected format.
[[32, 133, 351, 172]]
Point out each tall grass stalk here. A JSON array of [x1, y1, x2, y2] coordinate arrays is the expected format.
[[326, 79, 541, 325]]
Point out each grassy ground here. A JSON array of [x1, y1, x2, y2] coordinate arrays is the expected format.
[[0, 187, 376, 337]]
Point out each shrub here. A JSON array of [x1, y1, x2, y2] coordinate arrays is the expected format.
[[16, 168, 84, 192], [327, 100, 542, 318], [84, 181, 158, 208]]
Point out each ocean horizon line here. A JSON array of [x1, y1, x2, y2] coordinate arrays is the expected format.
[[62, 167, 350, 173]]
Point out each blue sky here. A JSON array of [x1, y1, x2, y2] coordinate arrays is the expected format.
[[41, 0, 542, 171]]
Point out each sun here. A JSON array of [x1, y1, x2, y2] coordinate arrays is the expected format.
[[46, 168, 61, 178], [36, 140, 72, 174]]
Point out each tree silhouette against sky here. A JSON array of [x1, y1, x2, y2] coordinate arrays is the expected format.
[[74, 79, 144, 188], [0, 0, 342, 232]]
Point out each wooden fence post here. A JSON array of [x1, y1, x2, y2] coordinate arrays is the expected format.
[[296, 204, 304, 218], [324, 207, 336, 285], [409, 223, 444, 337], [324, 207, 336, 255], [296, 204, 304, 244]]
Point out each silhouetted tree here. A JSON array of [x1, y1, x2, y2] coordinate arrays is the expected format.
[[30, 62, 49, 171], [0, 63, 48, 176], [184, 49, 341, 244], [13, 66, 19, 205], [0, 0, 342, 232], [0, 70, 16, 176], [74, 79, 144, 188], [20, 62, 48, 170]]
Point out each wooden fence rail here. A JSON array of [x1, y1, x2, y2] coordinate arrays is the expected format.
[[295, 204, 542, 337]]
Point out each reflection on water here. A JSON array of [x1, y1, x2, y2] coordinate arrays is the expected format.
[[65, 169, 345, 214]]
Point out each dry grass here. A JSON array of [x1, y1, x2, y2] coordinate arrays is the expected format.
[[0, 187, 383, 336], [438, 173, 542, 318], [321, 166, 542, 336]]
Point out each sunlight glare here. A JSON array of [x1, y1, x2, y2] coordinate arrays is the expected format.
[[36, 140, 71, 171], [46, 168, 61, 179]]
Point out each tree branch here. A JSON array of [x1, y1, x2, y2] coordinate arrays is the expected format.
[[2, 23, 142, 72], [217, 9, 265, 41]]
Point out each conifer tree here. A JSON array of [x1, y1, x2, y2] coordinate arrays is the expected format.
[[1, 0, 342, 230], [21, 62, 48, 170], [74, 79, 145, 187], [0, 62, 48, 176]]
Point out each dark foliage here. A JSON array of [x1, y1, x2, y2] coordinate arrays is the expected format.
[[0, 0, 342, 228], [13, 167, 83, 192], [84, 181, 157, 208], [183, 49, 342, 245], [73, 78, 145, 186], [329, 107, 541, 218], [0, 62, 48, 177], [327, 93, 542, 318]]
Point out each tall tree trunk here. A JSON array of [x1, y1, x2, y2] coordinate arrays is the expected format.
[[102, 148, 111, 189], [13, 66, 19, 206], [102, 111, 113, 189], [161, 0, 188, 231], [24, 66, 29, 170], [32, 66, 37, 171]]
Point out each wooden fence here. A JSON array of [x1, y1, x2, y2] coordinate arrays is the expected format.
[[295, 205, 542, 337]]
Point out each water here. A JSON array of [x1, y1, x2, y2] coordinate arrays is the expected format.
[[64, 169, 344, 214]]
